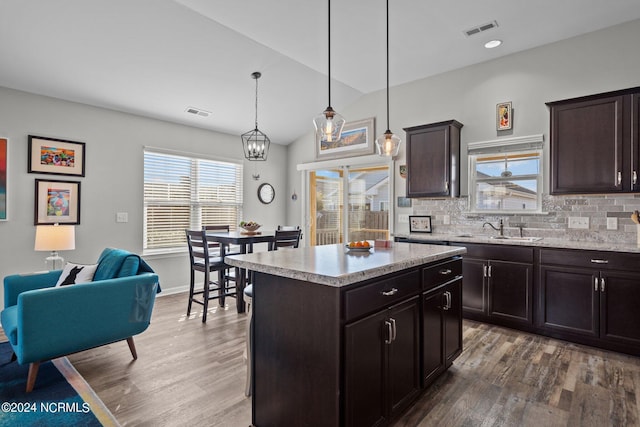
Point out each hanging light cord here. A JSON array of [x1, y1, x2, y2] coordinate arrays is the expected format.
[[327, 0, 332, 109], [253, 72, 260, 130], [385, 0, 390, 132]]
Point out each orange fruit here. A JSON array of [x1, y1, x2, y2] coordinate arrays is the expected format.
[[355, 241, 363, 248], [348, 242, 356, 248], [362, 241, 370, 248]]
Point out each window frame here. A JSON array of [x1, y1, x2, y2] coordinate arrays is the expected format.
[[143, 148, 243, 254]]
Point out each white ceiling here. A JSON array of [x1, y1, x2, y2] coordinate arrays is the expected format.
[[1, 0, 639, 145]]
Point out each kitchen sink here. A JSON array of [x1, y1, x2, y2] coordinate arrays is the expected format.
[[490, 236, 543, 242]]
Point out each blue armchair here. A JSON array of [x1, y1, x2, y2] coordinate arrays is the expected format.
[[1, 248, 160, 392]]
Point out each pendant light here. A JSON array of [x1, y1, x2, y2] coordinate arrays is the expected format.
[[375, 0, 401, 157], [313, 0, 345, 145], [241, 71, 270, 161]]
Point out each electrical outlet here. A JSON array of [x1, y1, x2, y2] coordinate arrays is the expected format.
[[398, 214, 409, 224], [568, 217, 589, 229], [116, 212, 129, 223], [607, 217, 618, 230], [443, 215, 451, 225]]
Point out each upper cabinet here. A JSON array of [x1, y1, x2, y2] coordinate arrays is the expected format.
[[404, 120, 463, 198], [547, 87, 639, 194]]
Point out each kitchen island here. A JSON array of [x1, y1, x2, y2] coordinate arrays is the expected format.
[[226, 243, 466, 427]]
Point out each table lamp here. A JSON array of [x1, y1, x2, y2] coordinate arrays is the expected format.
[[34, 224, 76, 270]]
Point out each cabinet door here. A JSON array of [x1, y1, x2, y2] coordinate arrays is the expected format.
[[443, 279, 463, 365], [422, 287, 444, 386], [539, 265, 599, 337], [633, 93, 640, 192], [487, 261, 533, 325], [600, 270, 640, 347], [461, 258, 486, 316], [345, 310, 387, 427], [550, 95, 624, 194], [387, 297, 421, 417]]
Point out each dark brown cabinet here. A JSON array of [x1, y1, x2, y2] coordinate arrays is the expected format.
[[547, 87, 640, 194], [422, 278, 462, 387], [345, 296, 420, 427], [539, 248, 640, 352], [455, 243, 534, 328], [404, 120, 462, 198]]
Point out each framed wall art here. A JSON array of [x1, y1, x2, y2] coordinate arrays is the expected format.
[[496, 102, 512, 131], [0, 137, 7, 221], [28, 135, 86, 177], [34, 179, 81, 225], [409, 215, 432, 233], [316, 117, 375, 160]]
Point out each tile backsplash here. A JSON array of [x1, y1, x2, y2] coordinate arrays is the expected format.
[[409, 194, 640, 244]]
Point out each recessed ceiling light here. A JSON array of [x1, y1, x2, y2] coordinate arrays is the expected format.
[[484, 39, 502, 49]]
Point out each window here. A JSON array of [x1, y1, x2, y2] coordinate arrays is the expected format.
[[143, 149, 243, 252], [468, 135, 543, 213]]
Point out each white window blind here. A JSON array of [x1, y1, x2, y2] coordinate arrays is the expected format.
[[143, 149, 243, 252]]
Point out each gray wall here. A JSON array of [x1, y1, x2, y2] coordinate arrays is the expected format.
[[0, 87, 287, 308], [286, 19, 640, 235]]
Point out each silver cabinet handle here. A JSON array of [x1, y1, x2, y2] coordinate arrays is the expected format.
[[487, 265, 492, 278], [439, 268, 452, 275], [617, 171, 622, 185], [381, 288, 398, 296], [601, 278, 606, 292], [445, 180, 449, 192], [634, 171, 638, 185], [594, 277, 599, 291], [483, 264, 487, 278], [384, 320, 393, 344], [443, 291, 452, 310], [590, 259, 609, 264], [390, 318, 397, 342]]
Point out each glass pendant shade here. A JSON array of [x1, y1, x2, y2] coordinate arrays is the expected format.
[[375, 130, 401, 157], [241, 71, 270, 161], [314, 106, 346, 144]]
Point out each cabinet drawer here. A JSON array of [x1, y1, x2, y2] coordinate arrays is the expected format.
[[344, 270, 420, 321], [452, 242, 533, 263], [540, 248, 640, 272], [422, 258, 462, 291]]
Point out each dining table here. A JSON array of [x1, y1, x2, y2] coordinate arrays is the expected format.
[[206, 229, 276, 313]]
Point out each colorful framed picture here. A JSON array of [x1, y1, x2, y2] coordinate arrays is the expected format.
[[409, 215, 432, 233], [316, 117, 375, 160], [0, 137, 7, 221], [28, 135, 86, 177], [497, 102, 512, 131], [34, 179, 81, 225]]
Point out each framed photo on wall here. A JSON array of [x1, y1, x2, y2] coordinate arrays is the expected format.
[[496, 102, 512, 130], [316, 117, 375, 160], [28, 135, 86, 177], [409, 215, 432, 233], [34, 179, 81, 225]]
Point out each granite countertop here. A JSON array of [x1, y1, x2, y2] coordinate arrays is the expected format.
[[394, 233, 640, 253], [225, 243, 465, 287]]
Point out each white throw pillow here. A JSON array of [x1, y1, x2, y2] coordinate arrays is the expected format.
[[55, 262, 98, 287]]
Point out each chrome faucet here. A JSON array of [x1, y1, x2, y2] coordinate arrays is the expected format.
[[483, 219, 504, 237]]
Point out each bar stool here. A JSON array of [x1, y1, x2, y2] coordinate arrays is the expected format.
[[185, 229, 235, 323]]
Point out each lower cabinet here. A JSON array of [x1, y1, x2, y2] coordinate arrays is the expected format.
[[540, 248, 640, 352], [423, 278, 462, 387], [345, 296, 421, 427], [454, 243, 534, 327]]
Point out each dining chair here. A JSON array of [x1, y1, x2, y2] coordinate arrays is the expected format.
[[276, 225, 300, 231], [185, 229, 235, 323], [269, 229, 302, 251]]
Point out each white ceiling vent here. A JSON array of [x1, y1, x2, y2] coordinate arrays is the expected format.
[[463, 20, 498, 37], [185, 107, 211, 118]]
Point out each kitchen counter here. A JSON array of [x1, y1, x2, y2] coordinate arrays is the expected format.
[[394, 232, 640, 253], [225, 242, 466, 287]]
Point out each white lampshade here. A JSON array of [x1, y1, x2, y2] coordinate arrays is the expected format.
[[34, 224, 76, 251]]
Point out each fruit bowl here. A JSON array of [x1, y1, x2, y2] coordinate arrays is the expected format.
[[239, 221, 261, 233]]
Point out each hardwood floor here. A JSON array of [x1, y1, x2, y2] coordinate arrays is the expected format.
[[45, 292, 640, 426]]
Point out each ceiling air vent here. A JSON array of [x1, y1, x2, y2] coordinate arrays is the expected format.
[[185, 107, 211, 118], [463, 20, 498, 37]]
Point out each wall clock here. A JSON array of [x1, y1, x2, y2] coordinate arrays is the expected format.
[[258, 183, 275, 204]]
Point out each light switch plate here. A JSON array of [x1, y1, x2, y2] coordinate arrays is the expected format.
[[568, 217, 589, 229], [607, 217, 618, 230], [116, 212, 129, 223], [398, 214, 409, 224], [443, 215, 451, 225]]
